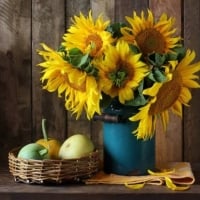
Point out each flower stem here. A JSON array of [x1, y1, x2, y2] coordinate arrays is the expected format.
[[42, 118, 48, 141]]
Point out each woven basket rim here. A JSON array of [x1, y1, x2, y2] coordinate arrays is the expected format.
[[9, 146, 99, 163], [8, 146, 100, 184]]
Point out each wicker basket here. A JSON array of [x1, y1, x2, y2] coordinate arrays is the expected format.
[[8, 147, 100, 184]]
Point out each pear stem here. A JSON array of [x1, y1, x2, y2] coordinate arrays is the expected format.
[[39, 148, 48, 156], [42, 118, 48, 141]]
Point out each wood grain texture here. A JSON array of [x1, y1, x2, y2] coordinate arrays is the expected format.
[[66, 0, 90, 26], [32, 0, 67, 142], [89, 0, 115, 160], [0, 0, 200, 168], [149, 0, 183, 167], [0, 0, 32, 164], [114, 0, 148, 22], [1, 168, 200, 200], [183, 0, 200, 163], [65, 0, 92, 140], [90, 0, 115, 20]]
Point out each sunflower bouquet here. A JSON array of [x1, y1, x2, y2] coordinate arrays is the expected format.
[[37, 10, 200, 140]]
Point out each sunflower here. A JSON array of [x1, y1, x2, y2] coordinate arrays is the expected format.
[[121, 10, 181, 55], [129, 50, 200, 139], [62, 11, 114, 58], [96, 40, 148, 104], [37, 43, 101, 119]]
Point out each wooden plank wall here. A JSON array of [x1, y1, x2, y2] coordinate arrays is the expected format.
[[0, 0, 200, 167]]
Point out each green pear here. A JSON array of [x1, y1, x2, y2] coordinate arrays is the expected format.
[[17, 143, 49, 160], [59, 134, 94, 159]]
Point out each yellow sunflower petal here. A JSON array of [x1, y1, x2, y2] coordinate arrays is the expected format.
[[38, 43, 102, 120], [171, 101, 182, 117], [165, 177, 190, 191], [62, 11, 114, 57], [125, 182, 145, 190], [122, 10, 181, 55], [96, 40, 148, 104], [130, 48, 200, 139], [143, 83, 162, 96]]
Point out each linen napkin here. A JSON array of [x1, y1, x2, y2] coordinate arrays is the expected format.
[[85, 162, 195, 190]]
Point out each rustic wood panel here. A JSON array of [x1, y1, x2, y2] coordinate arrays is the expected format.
[[0, 0, 32, 165], [32, 0, 67, 142], [149, 0, 183, 167], [0, 0, 200, 167], [183, 0, 200, 163], [1, 168, 200, 200], [65, 0, 92, 140], [89, 0, 115, 158], [66, 0, 91, 26], [114, 0, 148, 22], [91, 0, 115, 20]]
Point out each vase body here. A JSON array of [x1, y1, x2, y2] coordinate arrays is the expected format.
[[102, 103, 155, 175]]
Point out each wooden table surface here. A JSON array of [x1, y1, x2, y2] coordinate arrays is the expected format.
[[1, 167, 200, 200]]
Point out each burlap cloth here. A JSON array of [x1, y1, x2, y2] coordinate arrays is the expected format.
[[85, 162, 195, 190]]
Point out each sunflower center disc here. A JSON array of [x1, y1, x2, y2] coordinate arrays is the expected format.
[[136, 28, 166, 55]]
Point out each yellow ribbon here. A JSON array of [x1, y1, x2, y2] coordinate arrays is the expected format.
[[125, 182, 145, 190], [124, 169, 190, 191], [147, 168, 175, 176], [165, 177, 190, 191]]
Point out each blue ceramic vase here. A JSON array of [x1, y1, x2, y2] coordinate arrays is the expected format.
[[102, 102, 155, 175]]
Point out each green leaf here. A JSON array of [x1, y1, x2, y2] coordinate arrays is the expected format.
[[167, 46, 186, 61], [57, 45, 68, 60], [129, 44, 140, 54], [153, 68, 167, 82], [148, 53, 166, 67], [68, 48, 84, 66], [125, 94, 147, 107], [174, 46, 186, 61], [147, 68, 167, 83], [69, 47, 82, 56], [67, 48, 99, 76], [155, 53, 166, 66], [57, 45, 66, 52], [83, 63, 99, 76], [77, 53, 89, 68], [167, 52, 177, 60], [106, 22, 127, 38], [125, 83, 147, 107], [147, 72, 157, 82], [137, 80, 144, 93]]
